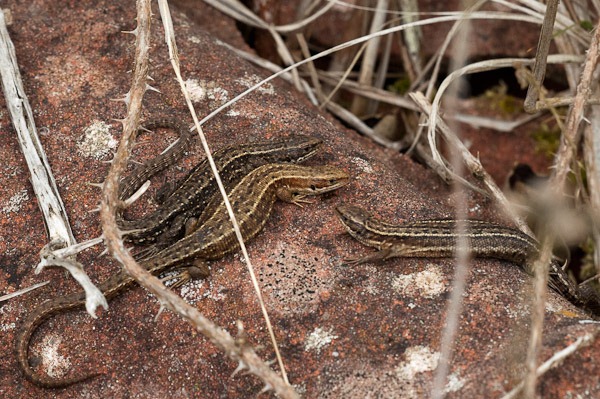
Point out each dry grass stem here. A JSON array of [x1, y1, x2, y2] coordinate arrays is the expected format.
[[530, 96, 600, 111], [219, 40, 416, 148], [0, 8, 91, 288], [0, 9, 113, 313], [350, 0, 389, 116], [502, 330, 599, 399], [316, 72, 418, 110], [320, 42, 369, 110], [424, 0, 486, 99], [426, 56, 582, 171], [553, 20, 600, 187], [399, 0, 423, 75], [408, 0, 487, 165], [0, 281, 49, 302], [498, 0, 590, 45], [98, 1, 296, 397], [371, 25, 393, 115], [158, 0, 292, 388], [522, 14, 600, 397], [524, 0, 559, 112], [583, 104, 600, 274], [431, 8, 474, 396], [325, 99, 401, 148], [296, 33, 324, 101], [449, 112, 542, 132], [0, 10, 76, 250], [410, 92, 531, 233], [214, 41, 396, 151], [199, 12, 557, 128], [523, 234, 553, 398], [202, 0, 303, 89], [203, 0, 335, 33]]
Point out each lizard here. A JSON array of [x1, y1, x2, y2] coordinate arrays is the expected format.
[[17, 163, 349, 388], [118, 119, 195, 201], [335, 204, 600, 317], [118, 134, 323, 245]]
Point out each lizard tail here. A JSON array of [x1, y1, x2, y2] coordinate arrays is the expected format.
[[16, 291, 101, 388]]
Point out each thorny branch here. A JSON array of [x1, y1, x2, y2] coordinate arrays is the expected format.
[[98, 1, 297, 397], [158, 0, 293, 390]]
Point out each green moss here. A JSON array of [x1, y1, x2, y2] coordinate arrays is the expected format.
[[530, 124, 561, 158], [481, 82, 523, 116], [580, 20, 594, 32], [387, 75, 411, 95]]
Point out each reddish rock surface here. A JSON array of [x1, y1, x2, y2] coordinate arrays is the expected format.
[[1, 1, 599, 398]]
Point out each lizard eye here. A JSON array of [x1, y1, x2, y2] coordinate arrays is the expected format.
[[310, 185, 316, 190]]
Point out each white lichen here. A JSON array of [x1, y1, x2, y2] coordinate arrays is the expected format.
[[391, 264, 446, 298], [237, 73, 274, 95], [395, 345, 440, 380], [304, 327, 338, 354], [185, 78, 229, 106], [41, 335, 71, 378], [350, 156, 375, 174], [3, 190, 28, 214], [77, 120, 117, 159]]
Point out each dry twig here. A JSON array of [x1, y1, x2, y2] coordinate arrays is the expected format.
[[98, 1, 296, 397], [0, 9, 107, 311], [158, 0, 292, 389], [524, 0, 559, 112], [523, 16, 600, 398], [502, 330, 600, 399]]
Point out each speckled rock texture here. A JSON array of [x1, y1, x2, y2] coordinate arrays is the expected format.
[[1, 1, 600, 398]]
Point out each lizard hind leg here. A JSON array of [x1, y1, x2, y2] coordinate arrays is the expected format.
[[162, 260, 210, 289], [344, 248, 392, 265]]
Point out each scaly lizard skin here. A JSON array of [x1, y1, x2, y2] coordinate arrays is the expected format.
[[118, 119, 195, 201], [118, 124, 323, 245], [336, 205, 600, 317], [18, 163, 348, 388]]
